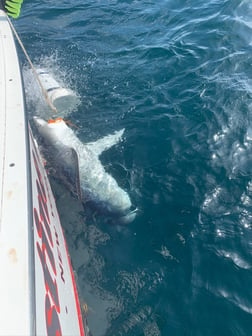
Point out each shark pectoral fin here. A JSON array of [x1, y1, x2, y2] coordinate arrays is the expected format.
[[56, 146, 82, 201], [69, 148, 82, 201], [86, 128, 125, 156]]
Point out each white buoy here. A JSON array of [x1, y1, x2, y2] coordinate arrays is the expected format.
[[36, 68, 79, 116]]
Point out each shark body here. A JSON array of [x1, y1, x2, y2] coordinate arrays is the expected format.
[[33, 117, 136, 224]]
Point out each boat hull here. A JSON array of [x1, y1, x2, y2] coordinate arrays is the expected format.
[[0, 9, 87, 336]]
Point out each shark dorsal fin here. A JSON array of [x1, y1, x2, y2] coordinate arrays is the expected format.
[[86, 128, 125, 156]]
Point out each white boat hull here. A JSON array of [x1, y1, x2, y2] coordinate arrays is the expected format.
[[0, 9, 88, 336]]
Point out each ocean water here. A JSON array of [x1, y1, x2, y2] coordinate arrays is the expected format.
[[16, 0, 252, 335]]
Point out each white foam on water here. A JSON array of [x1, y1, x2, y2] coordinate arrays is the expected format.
[[23, 55, 80, 119]]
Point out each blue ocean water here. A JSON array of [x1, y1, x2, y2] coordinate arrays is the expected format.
[[17, 0, 252, 335]]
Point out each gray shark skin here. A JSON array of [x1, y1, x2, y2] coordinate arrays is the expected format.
[[33, 117, 137, 224]]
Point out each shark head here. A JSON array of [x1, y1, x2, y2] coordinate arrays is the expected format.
[[33, 117, 137, 224], [33, 117, 82, 200], [33, 117, 74, 144]]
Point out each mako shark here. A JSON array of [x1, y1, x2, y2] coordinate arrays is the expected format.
[[33, 117, 137, 224]]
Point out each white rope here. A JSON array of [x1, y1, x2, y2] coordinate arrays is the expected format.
[[6, 15, 58, 114]]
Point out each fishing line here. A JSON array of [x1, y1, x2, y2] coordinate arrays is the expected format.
[[6, 15, 58, 114]]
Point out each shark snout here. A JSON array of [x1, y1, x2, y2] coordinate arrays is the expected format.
[[33, 116, 47, 127]]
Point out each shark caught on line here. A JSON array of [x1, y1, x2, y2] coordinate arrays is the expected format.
[[33, 117, 137, 224]]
